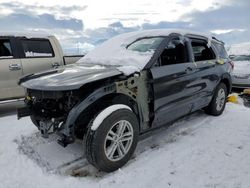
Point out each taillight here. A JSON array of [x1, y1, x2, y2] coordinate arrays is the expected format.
[[229, 61, 234, 70]]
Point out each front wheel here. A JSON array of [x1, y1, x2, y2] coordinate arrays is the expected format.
[[205, 82, 228, 116], [84, 109, 139, 172], [30, 115, 40, 127]]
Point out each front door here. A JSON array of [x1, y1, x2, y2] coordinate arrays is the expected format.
[[150, 37, 197, 126]]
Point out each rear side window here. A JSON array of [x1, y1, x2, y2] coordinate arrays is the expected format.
[[0, 39, 13, 58], [191, 40, 215, 62], [212, 42, 228, 59], [21, 39, 54, 58]]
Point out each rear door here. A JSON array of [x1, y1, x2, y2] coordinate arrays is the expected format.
[[188, 38, 219, 111], [18, 38, 62, 76], [150, 37, 197, 126], [0, 37, 24, 100]]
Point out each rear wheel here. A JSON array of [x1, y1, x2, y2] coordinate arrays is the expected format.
[[84, 109, 139, 172], [205, 82, 227, 116]]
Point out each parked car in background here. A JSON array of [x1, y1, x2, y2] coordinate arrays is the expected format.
[[229, 55, 250, 88], [228, 42, 250, 88], [0, 32, 83, 102], [18, 29, 232, 172]]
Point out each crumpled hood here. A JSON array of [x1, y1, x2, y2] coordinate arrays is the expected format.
[[20, 63, 122, 91]]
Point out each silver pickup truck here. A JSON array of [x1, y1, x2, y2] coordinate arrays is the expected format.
[[0, 33, 83, 101]]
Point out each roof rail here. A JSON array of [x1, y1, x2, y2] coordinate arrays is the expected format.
[[212, 36, 224, 44]]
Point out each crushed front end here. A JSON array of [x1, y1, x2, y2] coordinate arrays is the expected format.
[[17, 89, 81, 144]]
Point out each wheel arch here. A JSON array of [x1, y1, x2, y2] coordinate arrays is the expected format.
[[69, 92, 139, 139], [220, 73, 232, 94]]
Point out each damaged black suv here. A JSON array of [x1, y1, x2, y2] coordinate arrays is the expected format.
[[18, 29, 232, 172]]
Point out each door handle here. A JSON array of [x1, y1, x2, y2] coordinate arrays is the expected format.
[[52, 62, 60, 68], [9, 64, 21, 71]]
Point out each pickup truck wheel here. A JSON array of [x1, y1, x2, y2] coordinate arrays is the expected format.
[[84, 109, 139, 172], [205, 83, 227, 116]]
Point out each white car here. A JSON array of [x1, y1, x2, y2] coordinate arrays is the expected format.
[[230, 55, 250, 88], [229, 43, 250, 88]]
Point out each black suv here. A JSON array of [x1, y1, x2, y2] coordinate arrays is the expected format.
[[18, 29, 232, 172]]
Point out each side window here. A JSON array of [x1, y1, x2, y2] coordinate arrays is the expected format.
[[0, 39, 13, 58], [159, 38, 188, 66], [191, 40, 215, 61], [212, 42, 228, 59], [21, 39, 54, 58]]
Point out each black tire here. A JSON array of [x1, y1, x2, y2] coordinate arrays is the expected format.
[[205, 82, 228, 116], [84, 109, 139, 172], [30, 115, 40, 127]]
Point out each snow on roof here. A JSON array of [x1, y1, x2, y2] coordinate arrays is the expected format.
[[0, 31, 53, 39], [228, 42, 250, 56], [78, 29, 214, 75]]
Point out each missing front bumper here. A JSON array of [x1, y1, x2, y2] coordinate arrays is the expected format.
[[17, 107, 32, 119]]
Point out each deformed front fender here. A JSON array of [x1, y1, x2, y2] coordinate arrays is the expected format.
[[59, 84, 116, 138]]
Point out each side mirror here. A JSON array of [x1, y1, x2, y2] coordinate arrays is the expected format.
[[229, 55, 235, 59]]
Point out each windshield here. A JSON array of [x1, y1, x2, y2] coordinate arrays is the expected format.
[[127, 37, 165, 52], [231, 55, 250, 61], [78, 34, 165, 75]]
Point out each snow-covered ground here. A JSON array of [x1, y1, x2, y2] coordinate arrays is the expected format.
[[0, 102, 250, 188]]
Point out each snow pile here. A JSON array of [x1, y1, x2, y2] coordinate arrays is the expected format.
[[78, 31, 155, 75], [91, 104, 131, 131], [1, 102, 250, 188], [117, 65, 141, 75], [78, 29, 213, 75], [228, 42, 250, 55]]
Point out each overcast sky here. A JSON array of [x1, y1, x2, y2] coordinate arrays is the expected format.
[[0, 0, 249, 54]]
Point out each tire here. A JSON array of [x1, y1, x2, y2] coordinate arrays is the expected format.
[[30, 115, 40, 127], [84, 109, 139, 172], [205, 82, 228, 116]]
